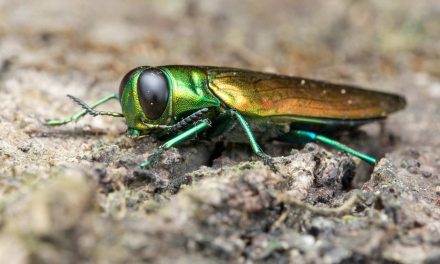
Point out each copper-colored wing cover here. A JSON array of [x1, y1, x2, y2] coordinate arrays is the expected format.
[[206, 67, 406, 120]]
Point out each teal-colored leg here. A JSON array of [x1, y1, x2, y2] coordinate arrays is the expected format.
[[140, 120, 211, 169], [45, 93, 123, 126], [288, 130, 377, 164], [229, 110, 276, 170]]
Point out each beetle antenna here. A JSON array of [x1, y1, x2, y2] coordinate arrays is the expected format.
[[67, 95, 98, 116], [67, 95, 124, 118], [167, 108, 209, 134]]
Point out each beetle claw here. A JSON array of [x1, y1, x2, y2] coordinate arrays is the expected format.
[[140, 157, 158, 169], [140, 147, 165, 169], [257, 153, 278, 172]]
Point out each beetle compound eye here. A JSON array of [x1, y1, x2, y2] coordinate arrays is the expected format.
[[137, 68, 169, 120], [119, 67, 141, 101]]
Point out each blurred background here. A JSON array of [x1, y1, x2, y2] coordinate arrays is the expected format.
[[2, 0, 438, 76], [0, 0, 439, 263], [1, 0, 439, 140]]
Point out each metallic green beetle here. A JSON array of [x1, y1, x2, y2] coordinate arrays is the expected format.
[[46, 65, 406, 168]]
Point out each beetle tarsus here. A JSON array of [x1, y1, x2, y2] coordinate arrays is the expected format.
[[256, 152, 277, 172], [141, 147, 165, 169], [45, 118, 68, 126]]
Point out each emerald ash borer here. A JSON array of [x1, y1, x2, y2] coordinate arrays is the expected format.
[[46, 65, 406, 169]]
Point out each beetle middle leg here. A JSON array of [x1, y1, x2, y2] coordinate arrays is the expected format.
[[227, 110, 277, 171]]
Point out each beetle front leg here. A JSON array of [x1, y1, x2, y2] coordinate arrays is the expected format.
[[140, 119, 211, 169], [228, 110, 277, 171]]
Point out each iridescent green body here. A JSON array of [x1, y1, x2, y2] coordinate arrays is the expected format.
[[46, 65, 406, 168]]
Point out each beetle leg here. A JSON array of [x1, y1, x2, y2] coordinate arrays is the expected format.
[[284, 130, 377, 164], [140, 119, 211, 169], [228, 110, 277, 171], [45, 93, 123, 126]]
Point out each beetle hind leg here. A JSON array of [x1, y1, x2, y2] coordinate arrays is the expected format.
[[280, 130, 377, 164]]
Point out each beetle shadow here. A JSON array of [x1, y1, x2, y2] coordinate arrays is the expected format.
[[207, 123, 402, 188], [314, 123, 402, 187], [27, 127, 122, 139]]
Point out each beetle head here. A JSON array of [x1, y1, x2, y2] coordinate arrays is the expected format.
[[118, 66, 172, 136]]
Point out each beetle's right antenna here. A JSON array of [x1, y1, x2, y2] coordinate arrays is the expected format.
[[45, 93, 123, 126]]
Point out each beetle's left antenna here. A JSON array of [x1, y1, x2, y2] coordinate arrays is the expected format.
[[66, 95, 124, 118], [45, 93, 124, 126]]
